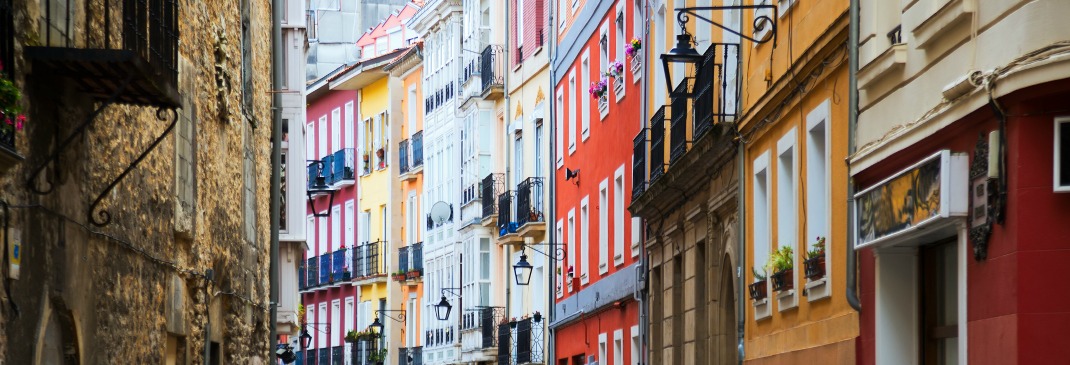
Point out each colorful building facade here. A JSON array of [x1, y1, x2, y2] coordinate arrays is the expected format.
[[551, 0, 645, 364]]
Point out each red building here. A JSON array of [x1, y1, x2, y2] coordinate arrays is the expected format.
[[299, 71, 362, 364], [551, 0, 645, 364]]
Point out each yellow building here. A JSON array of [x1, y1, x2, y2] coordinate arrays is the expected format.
[[385, 44, 426, 355], [736, 0, 858, 362]]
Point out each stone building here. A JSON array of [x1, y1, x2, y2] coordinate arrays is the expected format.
[[0, 0, 275, 363]]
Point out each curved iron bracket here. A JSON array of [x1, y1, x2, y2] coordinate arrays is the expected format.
[[675, 5, 779, 46], [26, 74, 136, 194], [522, 242, 566, 261], [88, 107, 179, 227], [375, 309, 407, 323]]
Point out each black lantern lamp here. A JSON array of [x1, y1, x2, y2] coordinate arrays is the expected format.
[[661, 30, 702, 98], [370, 310, 407, 335], [513, 252, 534, 286], [369, 317, 384, 335], [435, 288, 462, 321], [299, 329, 313, 349]]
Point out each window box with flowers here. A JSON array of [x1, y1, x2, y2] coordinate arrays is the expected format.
[[606, 60, 625, 100], [362, 152, 371, 175], [751, 267, 771, 320], [626, 38, 642, 82], [375, 147, 387, 170], [804, 236, 831, 301], [590, 78, 609, 117], [769, 246, 798, 311], [0, 69, 26, 172]]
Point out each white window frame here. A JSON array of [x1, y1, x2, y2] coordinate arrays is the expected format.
[[614, 3, 627, 101], [630, 325, 640, 365], [331, 107, 341, 152], [517, 0, 525, 45], [318, 215, 328, 255], [598, 333, 608, 365], [631, 216, 642, 258], [613, 329, 624, 365], [1055, 117, 1070, 192], [306, 215, 315, 258], [567, 209, 576, 290], [568, 70, 578, 154], [580, 196, 590, 284], [345, 102, 355, 149], [345, 200, 355, 248], [306, 121, 315, 159], [581, 53, 591, 140], [752, 151, 772, 320], [407, 86, 417, 134], [331, 206, 341, 251], [598, 179, 609, 274], [614, 165, 626, 266], [330, 299, 341, 347], [776, 129, 799, 311], [806, 100, 832, 301], [556, 219, 565, 298], [556, 89, 565, 167], [317, 302, 327, 348], [318, 115, 328, 159]]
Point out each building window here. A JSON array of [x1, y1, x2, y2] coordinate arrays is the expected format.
[[630, 326, 640, 365], [306, 122, 315, 159], [776, 129, 797, 258], [556, 90, 565, 166], [345, 200, 355, 247], [631, 216, 641, 258], [318, 115, 328, 159], [598, 333, 607, 365], [535, 119, 544, 179], [479, 238, 491, 305], [613, 330, 624, 365], [567, 209, 576, 290], [806, 101, 831, 289], [752, 152, 771, 282], [556, 220, 565, 298], [241, 0, 254, 115], [598, 179, 609, 274], [515, 132, 524, 184], [614, 166, 625, 266], [243, 123, 257, 245], [568, 72, 578, 153], [344, 102, 355, 149], [581, 54, 591, 140], [1055, 117, 1070, 191], [331, 107, 341, 151], [580, 196, 590, 283]]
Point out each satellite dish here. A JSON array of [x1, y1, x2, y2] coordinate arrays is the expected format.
[[430, 201, 452, 225]]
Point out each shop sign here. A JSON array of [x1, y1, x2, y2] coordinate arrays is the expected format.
[[855, 150, 968, 249]]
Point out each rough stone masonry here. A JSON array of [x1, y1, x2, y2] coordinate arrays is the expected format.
[[0, 0, 276, 363]]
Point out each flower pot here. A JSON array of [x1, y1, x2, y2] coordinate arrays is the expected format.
[[749, 280, 768, 301], [804, 256, 826, 280], [771, 269, 794, 292], [533, 313, 542, 322]]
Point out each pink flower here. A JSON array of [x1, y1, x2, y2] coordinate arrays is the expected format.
[[15, 115, 24, 130]]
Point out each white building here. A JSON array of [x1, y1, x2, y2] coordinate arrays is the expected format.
[[306, 0, 412, 80]]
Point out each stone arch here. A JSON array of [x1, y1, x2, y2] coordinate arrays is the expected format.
[[35, 296, 81, 365]]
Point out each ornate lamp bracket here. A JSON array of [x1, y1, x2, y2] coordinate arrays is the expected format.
[[674, 5, 779, 46], [521, 242, 566, 261]]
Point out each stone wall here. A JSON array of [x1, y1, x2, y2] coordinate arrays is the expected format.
[[0, 0, 276, 363]]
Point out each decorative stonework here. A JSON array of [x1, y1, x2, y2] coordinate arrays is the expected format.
[[969, 133, 995, 261]]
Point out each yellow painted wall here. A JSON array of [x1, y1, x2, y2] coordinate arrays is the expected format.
[[361, 77, 391, 246]]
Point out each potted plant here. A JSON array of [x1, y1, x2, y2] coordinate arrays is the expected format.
[[392, 270, 406, 281], [625, 38, 642, 58], [510, 317, 518, 328], [588, 78, 608, 99], [804, 236, 827, 280], [533, 311, 542, 322], [0, 68, 26, 152], [369, 349, 387, 363], [605, 60, 625, 80], [749, 267, 768, 301], [769, 246, 794, 292]]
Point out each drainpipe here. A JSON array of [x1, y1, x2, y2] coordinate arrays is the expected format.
[[269, 0, 284, 361], [503, 0, 513, 324], [638, 1, 650, 365], [546, 0, 558, 362], [736, 133, 746, 365], [846, 0, 862, 312], [547, 0, 556, 361]]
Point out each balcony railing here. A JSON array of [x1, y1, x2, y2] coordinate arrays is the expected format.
[[513, 318, 545, 364], [351, 340, 382, 365], [669, 79, 691, 164], [411, 242, 424, 271], [27, 0, 180, 107], [633, 129, 648, 200], [352, 241, 383, 279], [399, 139, 410, 174], [398, 245, 410, 273], [693, 43, 739, 141], [482, 173, 505, 220], [308, 160, 328, 190], [497, 323, 511, 365], [298, 264, 307, 290], [649, 106, 668, 183], [329, 148, 356, 185], [497, 191, 516, 236], [479, 307, 505, 349], [332, 346, 343, 365], [481, 45, 504, 98], [319, 347, 329, 364], [306, 257, 319, 287], [411, 131, 424, 167], [516, 177, 545, 227], [398, 346, 423, 365], [304, 348, 316, 365], [319, 253, 331, 284], [333, 248, 350, 281], [398, 243, 424, 279]]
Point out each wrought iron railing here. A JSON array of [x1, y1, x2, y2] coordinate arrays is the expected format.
[[669, 79, 690, 164], [497, 323, 511, 365], [398, 245, 410, 273], [411, 131, 424, 167], [305, 348, 316, 365], [478, 307, 506, 349], [319, 346, 329, 364], [352, 241, 383, 279], [398, 346, 423, 365], [649, 106, 668, 183], [333, 248, 349, 281], [481, 45, 504, 94], [298, 264, 307, 290], [633, 128, 648, 200], [399, 139, 411, 174], [329, 148, 356, 185], [516, 177, 545, 227], [482, 173, 505, 220], [497, 191, 516, 236], [692, 43, 738, 141], [307, 257, 319, 287], [332, 346, 343, 365], [319, 253, 331, 284], [31, 0, 179, 103], [308, 160, 328, 190], [514, 318, 545, 364], [351, 340, 381, 365]]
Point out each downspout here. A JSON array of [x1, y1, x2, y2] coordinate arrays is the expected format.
[[638, 1, 650, 365], [503, 0, 513, 324], [846, 0, 862, 312], [269, 0, 284, 362], [547, 0, 558, 362], [735, 10, 747, 365]]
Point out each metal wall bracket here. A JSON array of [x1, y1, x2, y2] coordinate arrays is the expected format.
[[674, 5, 779, 46], [89, 107, 179, 227]]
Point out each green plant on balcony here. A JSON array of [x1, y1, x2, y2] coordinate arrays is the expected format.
[[749, 267, 768, 301], [804, 236, 827, 280], [0, 69, 26, 151], [369, 349, 388, 362], [768, 246, 794, 292], [345, 329, 380, 343]]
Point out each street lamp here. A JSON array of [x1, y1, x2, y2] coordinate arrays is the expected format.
[[370, 310, 407, 335], [661, 31, 703, 98], [299, 329, 313, 349], [435, 288, 462, 321], [513, 253, 533, 286]]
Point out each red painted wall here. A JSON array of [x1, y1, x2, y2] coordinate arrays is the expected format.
[[856, 79, 1070, 365], [555, 0, 642, 303], [554, 301, 640, 364]]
